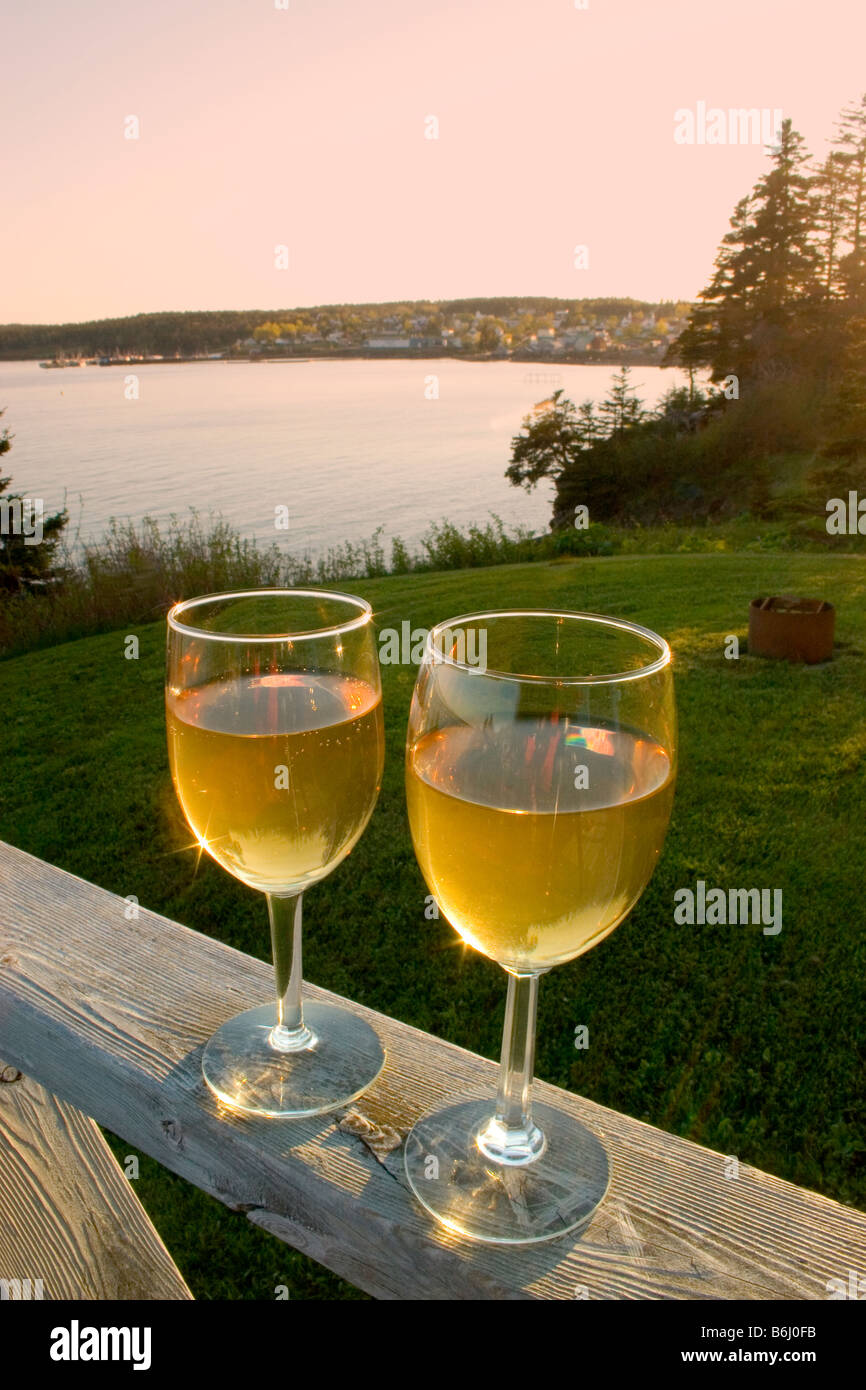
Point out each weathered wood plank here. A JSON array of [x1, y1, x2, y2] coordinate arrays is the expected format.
[[0, 1062, 192, 1300], [0, 839, 863, 1300]]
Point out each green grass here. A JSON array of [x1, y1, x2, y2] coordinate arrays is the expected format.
[[4, 504, 863, 662], [1, 552, 864, 1298]]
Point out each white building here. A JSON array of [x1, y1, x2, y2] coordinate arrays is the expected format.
[[366, 335, 412, 350]]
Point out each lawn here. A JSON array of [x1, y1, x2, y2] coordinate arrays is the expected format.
[[1, 551, 864, 1299]]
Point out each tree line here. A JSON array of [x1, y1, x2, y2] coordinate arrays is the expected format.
[[0, 297, 680, 360]]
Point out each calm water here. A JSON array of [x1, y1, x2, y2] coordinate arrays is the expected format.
[[0, 359, 688, 557]]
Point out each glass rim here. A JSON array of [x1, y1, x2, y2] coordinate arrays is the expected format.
[[166, 587, 373, 643], [426, 608, 673, 684]]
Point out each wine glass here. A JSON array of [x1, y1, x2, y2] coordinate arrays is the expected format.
[[166, 588, 385, 1117], [404, 609, 676, 1243]]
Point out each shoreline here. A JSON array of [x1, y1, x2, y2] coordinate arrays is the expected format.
[[4, 349, 671, 369]]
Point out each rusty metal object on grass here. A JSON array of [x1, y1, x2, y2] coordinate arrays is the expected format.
[[748, 596, 835, 664]]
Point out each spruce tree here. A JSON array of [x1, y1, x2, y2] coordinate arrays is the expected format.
[[597, 368, 645, 438], [818, 315, 866, 462], [832, 94, 866, 301], [674, 196, 756, 381], [813, 152, 849, 299], [0, 410, 68, 589], [747, 120, 819, 314], [668, 122, 819, 384]]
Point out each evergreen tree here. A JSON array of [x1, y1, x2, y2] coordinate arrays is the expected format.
[[813, 151, 849, 299], [597, 368, 645, 438], [0, 410, 68, 590], [665, 196, 756, 380], [747, 120, 820, 314], [818, 316, 866, 461], [668, 122, 819, 384], [506, 380, 641, 496], [506, 391, 581, 490], [832, 93, 866, 301], [576, 399, 602, 445]]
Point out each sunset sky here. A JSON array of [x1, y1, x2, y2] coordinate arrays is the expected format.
[[4, 0, 865, 323]]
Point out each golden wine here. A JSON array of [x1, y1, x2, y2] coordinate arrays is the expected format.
[[406, 719, 674, 971], [167, 672, 383, 893]]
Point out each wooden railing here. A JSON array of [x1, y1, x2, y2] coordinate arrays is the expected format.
[[1, 839, 864, 1300], [0, 1064, 191, 1300]]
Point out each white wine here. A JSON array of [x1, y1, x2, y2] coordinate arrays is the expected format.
[[167, 671, 383, 893], [406, 718, 674, 971]]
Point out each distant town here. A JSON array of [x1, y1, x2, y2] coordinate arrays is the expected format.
[[0, 297, 692, 367], [232, 298, 691, 363]]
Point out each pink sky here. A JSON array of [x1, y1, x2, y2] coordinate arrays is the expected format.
[[4, 0, 865, 323]]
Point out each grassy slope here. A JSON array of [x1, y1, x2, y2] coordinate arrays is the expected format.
[[1, 552, 864, 1298]]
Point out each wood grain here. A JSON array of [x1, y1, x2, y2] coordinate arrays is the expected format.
[[0, 839, 863, 1300], [0, 1062, 192, 1300]]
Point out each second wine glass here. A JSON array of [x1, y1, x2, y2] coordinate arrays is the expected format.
[[404, 609, 676, 1243], [166, 588, 385, 1117]]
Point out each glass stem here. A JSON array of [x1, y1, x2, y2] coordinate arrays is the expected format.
[[267, 892, 314, 1052], [476, 971, 546, 1166]]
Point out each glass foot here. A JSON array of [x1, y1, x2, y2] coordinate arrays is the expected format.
[[404, 1098, 609, 1244], [202, 1001, 385, 1117]]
